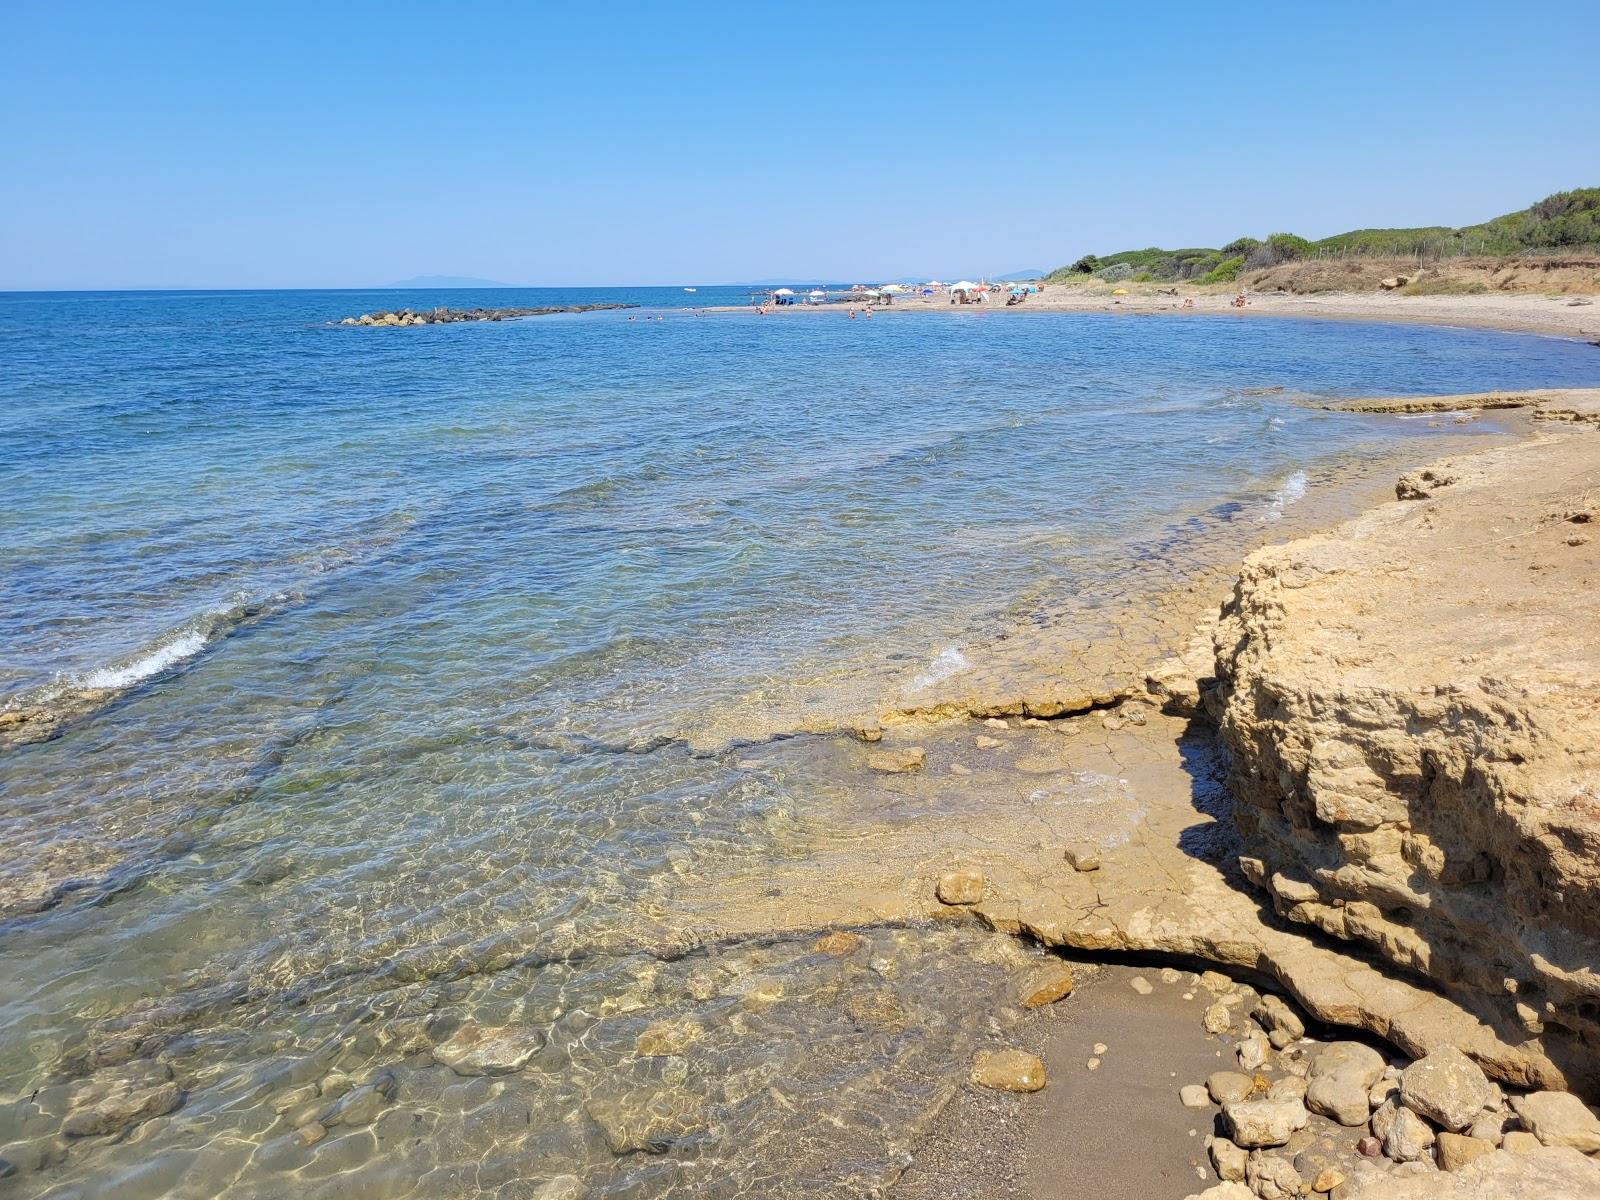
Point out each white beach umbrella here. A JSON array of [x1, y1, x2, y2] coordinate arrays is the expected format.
[[950, 281, 978, 291], [879, 283, 909, 293], [773, 288, 795, 296]]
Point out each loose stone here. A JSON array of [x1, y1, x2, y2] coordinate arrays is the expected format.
[[1436, 1131, 1495, 1172], [1207, 1071, 1256, 1105], [1509, 1090, 1600, 1152], [1246, 1151, 1302, 1200], [1221, 1098, 1309, 1147], [1064, 842, 1101, 872], [971, 1049, 1046, 1093], [867, 746, 926, 773], [1130, 976, 1154, 995], [1203, 1002, 1233, 1035], [1397, 1045, 1495, 1132], [935, 868, 985, 906], [1019, 964, 1075, 1008], [1209, 1135, 1248, 1182]]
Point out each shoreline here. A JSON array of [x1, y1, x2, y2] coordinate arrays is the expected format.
[[710, 287, 1600, 341]]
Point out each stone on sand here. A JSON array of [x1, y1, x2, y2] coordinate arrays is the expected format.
[[1209, 1135, 1248, 1181], [1207, 1071, 1256, 1105], [1181, 1084, 1212, 1109], [971, 1049, 1046, 1093], [975, 735, 1004, 750], [1129, 975, 1154, 995], [1246, 1152, 1304, 1200], [1221, 1097, 1309, 1147], [1203, 1002, 1233, 1035], [1019, 963, 1075, 1008]]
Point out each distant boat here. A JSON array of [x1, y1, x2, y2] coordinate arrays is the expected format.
[[683, 287, 697, 293]]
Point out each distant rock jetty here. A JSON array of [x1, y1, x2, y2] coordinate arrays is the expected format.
[[339, 303, 635, 326]]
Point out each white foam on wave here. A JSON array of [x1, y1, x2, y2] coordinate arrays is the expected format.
[[910, 646, 970, 691], [1259, 469, 1309, 522], [75, 630, 210, 690]]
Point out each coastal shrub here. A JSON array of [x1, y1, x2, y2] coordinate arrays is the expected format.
[[1097, 263, 1136, 282], [1247, 233, 1312, 269], [1221, 237, 1261, 258], [1070, 254, 1100, 274], [1196, 255, 1246, 285]]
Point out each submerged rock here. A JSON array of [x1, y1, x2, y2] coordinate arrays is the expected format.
[[60, 1064, 181, 1138], [432, 1021, 543, 1076], [867, 746, 926, 773], [1018, 963, 1075, 1008]]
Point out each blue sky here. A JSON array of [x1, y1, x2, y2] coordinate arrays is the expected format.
[[2, 1, 1597, 289]]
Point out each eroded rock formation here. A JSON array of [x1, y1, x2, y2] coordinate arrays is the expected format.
[[1211, 421, 1600, 1097]]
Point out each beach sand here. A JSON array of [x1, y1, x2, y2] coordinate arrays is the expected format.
[[727, 287, 1600, 340]]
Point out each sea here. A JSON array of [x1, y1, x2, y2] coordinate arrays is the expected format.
[[1, 286, 1596, 1199]]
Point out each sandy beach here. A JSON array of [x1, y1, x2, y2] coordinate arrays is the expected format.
[[726, 286, 1600, 341]]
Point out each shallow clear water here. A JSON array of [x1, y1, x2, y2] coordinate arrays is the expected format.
[[1, 288, 1595, 1197]]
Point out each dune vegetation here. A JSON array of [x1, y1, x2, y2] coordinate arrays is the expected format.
[[1046, 189, 1600, 285]]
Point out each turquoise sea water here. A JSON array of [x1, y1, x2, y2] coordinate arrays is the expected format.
[[0, 288, 1596, 1198]]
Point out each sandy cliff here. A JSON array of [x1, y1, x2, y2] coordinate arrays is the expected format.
[[1211, 402, 1600, 1097]]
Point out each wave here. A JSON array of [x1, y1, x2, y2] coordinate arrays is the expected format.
[[74, 630, 210, 690], [909, 646, 970, 691], [1259, 469, 1309, 522]]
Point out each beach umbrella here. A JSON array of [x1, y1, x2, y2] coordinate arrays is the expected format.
[[950, 281, 979, 291], [773, 288, 795, 296], [808, 290, 826, 297], [879, 284, 909, 293]]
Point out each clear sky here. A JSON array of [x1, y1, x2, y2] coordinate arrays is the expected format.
[[3, 1, 1597, 290]]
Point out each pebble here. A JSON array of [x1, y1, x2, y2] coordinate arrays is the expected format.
[[295, 1121, 326, 1146], [949, 763, 972, 775], [984, 718, 1009, 729], [1064, 842, 1101, 872], [1086, 1058, 1101, 1071], [1181, 1085, 1212, 1108], [1130, 976, 1154, 995], [1093, 1043, 1108, 1055], [975, 735, 1004, 749]]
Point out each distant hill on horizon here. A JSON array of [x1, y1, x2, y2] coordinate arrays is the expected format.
[[384, 275, 513, 289]]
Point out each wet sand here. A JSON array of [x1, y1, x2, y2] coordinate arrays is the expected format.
[[892, 962, 1239, 1200]]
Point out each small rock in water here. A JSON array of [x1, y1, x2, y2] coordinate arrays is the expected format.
[[432, 1021, 543, 1076], [60, 1064, 182, 1138], [971, 1049, 1046, 1093], [635, 1018, 701, 1058], [935, 868, 985, 906], [1130, 976, 1154, 995], [867, 746, 926, 773], [975, 735, 1004, 749], [812, 931, 864, 957], [535, 1176, 588, 1200], [1063, 843, 1101, 872], [1019, 964, 1075, 1008], [856, 726, 883, 743], [1181, 1084, 1213, 1109], [295, 1121, 326, 1147]]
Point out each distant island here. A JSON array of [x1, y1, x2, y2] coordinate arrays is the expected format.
[[384, 275, 513, 289]]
